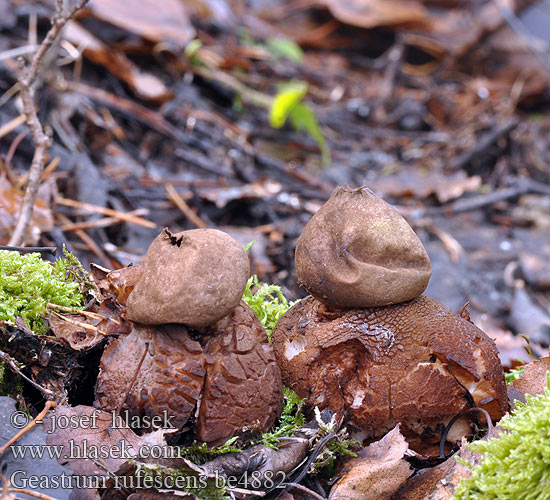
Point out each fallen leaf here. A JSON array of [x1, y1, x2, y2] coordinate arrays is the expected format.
[[372, 169, 481, 203], [318, 0, 431, 30], [511, 357, 550, 400], [470, 311, 546, 370], [394, 438, 479, 500], [44, 405, 173, 477], [48, 302, 129, 350], [0, 175, 53, 245], [87, 0, 195, 47], [329, 426, 412, 500], [65, 21, 172, 102]]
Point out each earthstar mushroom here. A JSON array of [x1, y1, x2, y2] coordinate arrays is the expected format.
[[271, 185, 508, 452], [295, 186, 432, 308], [95, 228, 283, 444], [127, 228, 250, 328], [271, 295, 508, 449]]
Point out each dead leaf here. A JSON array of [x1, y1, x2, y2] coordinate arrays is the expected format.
[[329, 426, 412, 500], [511, 357, 550, 399], [318, 0, 431, 30], [48, 302, 129, 350], [470, 311, 545, 370], [200, 437, 309, 480], [198, 178, 282, 209], [87, 0, 195, 47], [44, 405, 173, 476], [394, 437, 479, 500], [65, 21, 172, 102], [0, 175, 53, 245], [372, 170, 481, 203]]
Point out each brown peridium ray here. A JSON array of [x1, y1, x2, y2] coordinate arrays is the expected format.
[[272, 186, 508, 454], [95, 228, 283, 445]]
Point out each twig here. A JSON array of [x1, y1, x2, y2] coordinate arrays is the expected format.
[[0, 114, 26, 139], [7, 488, 60, 500], [57, 197, 157, 229], [0, 401, 57, 456], [193, 65, 273, 109], [47, 303, 119, 324], [55, 212, 113, 268], [0, 245, 57, 255], [0, 350, 55, 397], [165, 183, 207, 228], [16, 156, 60, 190], [49, 310, 105, 335], [9, 0, 90, 246], [374, 38, 404, 122], [410, 177, 550, 218], [285, 483, 326, 500], [59, 209, 149, 232], [0, 44, 39, 62], [451, 118, 519, 171]]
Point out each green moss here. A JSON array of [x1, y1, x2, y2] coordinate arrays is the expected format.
[[135, 462, 229, 500], [242, 274, 294, 340], [179, 437, 242, 465], [260, 386, 306, 448], [0, 361, 23, 398], [453, 375, 550, 500], [0, 249, 86, 334]]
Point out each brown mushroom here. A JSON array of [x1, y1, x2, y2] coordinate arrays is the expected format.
[[95, 301, 283, 444], [126, 228, 250, 328], [271, 295, 508, 451], [295, 186, 432, 308]]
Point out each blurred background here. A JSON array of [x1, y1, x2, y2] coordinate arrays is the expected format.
[[0, 0, 549, 362]]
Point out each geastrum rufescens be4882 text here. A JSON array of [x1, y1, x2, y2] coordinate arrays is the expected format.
[[95, 228, 283, 445], [271, 186, 508, 453]]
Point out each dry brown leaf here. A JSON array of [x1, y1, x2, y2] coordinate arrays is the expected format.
[[394, 438, 479, 500], [511, 356, 550, 399], [372, 170, 481, 203], [329, 426, 412, 500], [319, 0, 432, 30], [44, 405, 172, 476], [470, 311, 546, 370], [87, 0, 195, 47], [0, 175, 53, 245], [48, 302, 129, 350], [65, 21, 172, 102]]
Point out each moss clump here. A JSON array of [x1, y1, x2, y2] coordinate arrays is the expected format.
[[453, 376, 550, 500], [0, 361, 23, 398], [0, 249, 85, 334], [179, 437, 242, 465], [242, 274, 293, 340], [260, 386, 306, 448]]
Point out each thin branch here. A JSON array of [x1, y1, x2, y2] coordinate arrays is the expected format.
[[9, 0, 90, 246], [0, 401, 57, 456], [0, 350, 55, 397]]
